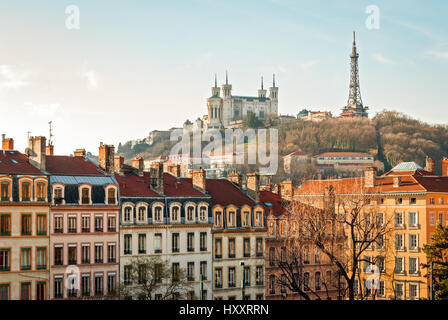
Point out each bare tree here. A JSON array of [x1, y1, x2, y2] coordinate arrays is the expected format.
[[107, 256, 191, 300]]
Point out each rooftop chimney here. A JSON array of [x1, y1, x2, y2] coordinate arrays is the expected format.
[[227, 170, 242, 189], [2, 135, 14, 151], [425, 157, 435, 173], [393, 176, 401, 188], [364, 166, 377, 188], [442, 158, 448, 177], [246, 172, 260, 203], [150, 162, 164, 194], [27, 136, 46, 171], [132, 156, 144, 176], [166, 164, 181, 178], [192, 169, 206, 193], [98, 143, 115, 175], [114, 156, 124, 173], [74, 149, 86, 157], [46, 145, 54, 156], [280, 181, 294, 200]]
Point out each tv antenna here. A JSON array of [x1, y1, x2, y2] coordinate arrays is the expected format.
[[48, 121, 54, 146]]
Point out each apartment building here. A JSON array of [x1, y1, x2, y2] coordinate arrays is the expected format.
[[0, 137, 50, 300]]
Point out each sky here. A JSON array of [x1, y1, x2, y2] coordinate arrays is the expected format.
[[0, 0, 447, 155]]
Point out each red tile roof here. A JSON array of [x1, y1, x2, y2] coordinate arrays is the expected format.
[[316, 152, 372, 157], [164, 173, 207, 197], [115, 172, 160, 197], [0, 150, 43, 175], [46, 155, 104, 176], [205, 179, 256, 207], [260, 190, 289, 217], [284, 150, 306, 157]]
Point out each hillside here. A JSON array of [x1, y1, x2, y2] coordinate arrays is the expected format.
[[117, 110, 448, 176]]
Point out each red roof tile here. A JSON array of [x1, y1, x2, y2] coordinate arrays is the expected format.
[[46, 155, 104, 176], [115, 172, 160, 197], [260, 191, 289, 217], [205, 179, 256, 207], [164, 173, 207, 197], [0, 150, 43, 175]]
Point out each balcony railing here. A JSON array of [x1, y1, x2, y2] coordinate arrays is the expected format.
[[0, 231, 10, 236], [108, 227, 116, 232], [68, 228, 77, 233], [37, 264, 47, 270], [82, 228, 90, 233], [82, 259, 90, 264], [108, 258, 116, 263], [95, 258, 103, 264], [0, 266, 10, 271], [54, 228, 63, 234], [21, 265, 31, 271]]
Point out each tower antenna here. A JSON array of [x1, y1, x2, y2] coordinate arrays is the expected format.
[[48, 121, 54, 146]]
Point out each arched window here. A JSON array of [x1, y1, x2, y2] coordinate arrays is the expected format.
[[107, 188, 116, 205], [171, 206, 180, 222], [255, 210, 263, 227], [186, 206, 194, 221], [1, 181, 10, 201], [81, 187, 90, 204], [243, 210, 250, 227], [154, 206, 163, 222], [36, 182, 46, 201], [138, 206, 146, 222], [54, 186, 64, 205], [22, 182, 31, 201], [199, 206, 207, 222], [215, 211, 222, 227], [124, 207, 132, 222]]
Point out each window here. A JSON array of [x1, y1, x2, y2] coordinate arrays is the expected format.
[[244, 267, 250, 286], [138, 207, 146, 222], [68, 246, 77, 265], [409, 284, 418, 299], [409, 257, 418, 274], [363, 256, 372, 272], [172, 233, 179, 253], [376, 234, 384, 250], [107, 188, 116, 204], [36, 182, 46, 201], [200, 261, 207, 280], [215, 268, 222, 288], [82, 274, 90, 297], [215, 238, 222, 259], [215, 211, 222, 227], [256, 266, 263, 285], [108, 244, 116, 263], [108, 216, 116, 232], [303, 272, 310, 291], [438, 213, 444, 225], [409, 212, 418, 227], [21, 182, 31, 201], [269, 221, 275, 236], [21, 248, 31, 270], [200, 232, 207, 251], [54, 187, 63, 204], [124, 265, 132, 285], [430, 212, 436, 226], [269, 247, 276, 266], [54, 216, 63, 233], [376, 212, 384, 227], [256, 238, 263, 257], [82, 245, 90, 264], [395, 257, 404, 274], [54, 246, 63, 265], [377, 280, 385, 297], [187, 262, 195, 281], [124, 235, 132, 255], [396, 198, 403, 205], [108, 273, 116, 294], [154, 206, 162, 222], [377, 256, 385, 273], [395, 234, 404, 250], [430, 197, 435, 205], [54, 277, 63, 299], [68, 216, 77, 233], [0, 214, 11, 236], [269, 275, 276, 294], [95, 244, 103, 263], [124, 207, 132, 223], [243, 238, 250, 257], [303, 246, 310, 264], [138, 264, 146, 284], [281, 246, 287, 263], [81, 216, 90, 233], [228, 211, 236, 227], [243, 211, 250, 227], [36, 247, 46, 269], [187, 206, 194, 221], [315, 272, 321, 291], [187, 232, 194, 252], [171, 206, 180, 222], [21, 214, 31, 235], [395, 283, 404, 299], [95, 216, 103, 232], [155, 234, 162, 253], [315, 249, 321, 264], [409, 234, 418, 251], [81, 187, 90, 204], [138, 234, 146, 254], [199, 206, 207, 221], [172, 263, 180, 282], [228, 267, 236, 287], [228, 238, 235, 258], [440, 198, 444, 205], [1, 181, 10, 201], [95, 275, 103, 296], [395, 212, 403, 227], [256, 211, 263, 226]]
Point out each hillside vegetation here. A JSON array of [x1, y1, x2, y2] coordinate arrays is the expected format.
[[117, 110, 448, 175]]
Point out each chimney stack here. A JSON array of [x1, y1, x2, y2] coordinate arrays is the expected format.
[[46, 145, 54, 156], [364, 166, 377, 188], [98, 143, 115, 175], [192, 169, 206, 193], [227, 170, 242, 189], [166, 164, 181, 178], [280, 181, 294, 200], [150, 162, 164, 194], [246, 173, 260, 203], [2, 135, 14, 151], [393, 176, 401, 188], [442, 158, 448, 177], [425, 157, 435, 173], [28, 136, 46, 171], [114, 156, 124, 173], [132, 156, 144, 176], [74, 149, 86, 157]]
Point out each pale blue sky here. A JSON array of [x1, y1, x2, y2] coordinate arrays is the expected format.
[[0, 0, 447, 154]]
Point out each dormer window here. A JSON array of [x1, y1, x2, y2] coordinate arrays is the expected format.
[[256, 210, 263, 227], [138, 206, 147, 222], [54, 187, 64, 205], [36, 182, 46, 201], [243, 211, 250, 227], [215, 211, 222, 227], [107, 188, 116, 205], [171, 206, 180, 222], [124, 207, 132, 223], [199, 206, 207, 222], [186, 206, 195, 222], [81, 187, 90, 204], [21, 182, 31, 201], [228, 211, 236, 227], [154, 206, 163, 223], [1, 181, 10, 201]]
